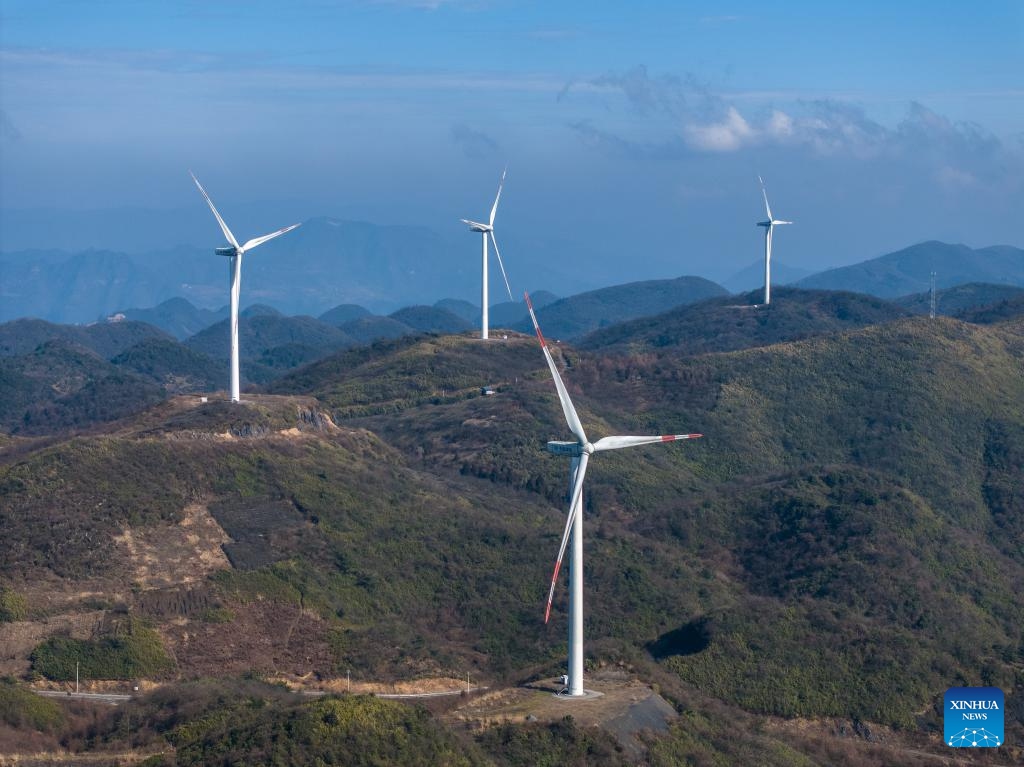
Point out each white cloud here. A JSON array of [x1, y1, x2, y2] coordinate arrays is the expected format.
[[683, 107, 756, 151], [934, 166, 979, 190]]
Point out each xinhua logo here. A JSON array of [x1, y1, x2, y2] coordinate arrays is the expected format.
[[944, 687, 1004, 748]]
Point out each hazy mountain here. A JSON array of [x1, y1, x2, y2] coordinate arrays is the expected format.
[[184, 314, 355, 387], [388, 305, 473, 334], [337, 315, 415, 345], [893, 281, 1024, 317], [433, 298, 478, 323], [0, 317, 172, 358], [0, 217, 473, 324], [490, 291, 559, 327], [119, 297, 228, 339], [318, 303, 372, 326], [239, 303, 284, 318], [580, 288, 911, 355], [796, 241, 1024, 297], [434, 291, 560, 329], [722, 259, 813, 293], [0, 249, 171, 324], [516, 276, 728, 339]]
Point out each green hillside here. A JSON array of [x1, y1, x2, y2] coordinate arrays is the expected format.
[[339, 315, 416, 344], [579, 288, 908, 355], [0, 340, 165, 433], [0, 318, 173, 358], [112, 337, 226, 393], [514, 276, 728, 340], [2, 311, 1023, 763], [184, 314, 356, 385], [893, 282, 1024, 317], [389, 305, 474, 334]]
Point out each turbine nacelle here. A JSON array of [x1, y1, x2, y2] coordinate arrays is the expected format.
[[215, 245, 240, 257], [546, 440, 587, 456], [461, 218, 492, 233]]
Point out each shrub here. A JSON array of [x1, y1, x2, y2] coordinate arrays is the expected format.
[[30, 619, 173, 681], [0, 587, 28, 622]]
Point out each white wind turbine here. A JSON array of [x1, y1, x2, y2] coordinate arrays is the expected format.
[[756, 175, 792, 306], [525, 292, 702, 697], [191, 172, 301, 402], [461, 168, 514, 340]]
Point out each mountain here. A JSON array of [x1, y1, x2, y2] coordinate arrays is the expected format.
[[796, 241, 1024, 297], [184, 314, 355, 385], [892, 282, 1024, 317], [434, 298, 479, 323], [318, 303, 372, 326], [388, 305, 473, 334], [490, 291, 559, 327], [118, 297, 228, 340], [337, 315, 415, 345], [433, 291, 560, 330], [239, 303, 284, 318], [0, 318, 173, 358], [722, 259, 813, 293], [0, 340, 165, 433], [225, 217, 472, 314], [111, 337, 226, 394], [3, 307, 1024, 762], [580, 288, 910, 355], [0, 249, 170, 324], [515, 276, 728, 339], [952, 292, 1024, 326], [0, 217, 472, 324]]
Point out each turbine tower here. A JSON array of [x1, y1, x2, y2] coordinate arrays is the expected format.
[[525, 292, 702, 697], [461, 168, 514, 340], [191, 172, 300, 402], [756, 176, 792, 306]]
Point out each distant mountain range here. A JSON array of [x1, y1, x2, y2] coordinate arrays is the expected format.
[[722, 259, 813, 293], [516, 276, 728, 339], [4, 234, 1021, 327], [795, 241, 1024, 297], [0, 218, 474, 323]]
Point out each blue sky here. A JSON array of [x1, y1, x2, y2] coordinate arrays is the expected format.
[[1, 0, 1022, 288]]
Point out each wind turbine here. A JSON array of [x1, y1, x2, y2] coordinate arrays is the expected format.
[[461, 168, 514, 340], [525, 292, 702, 697], [756, 175, 792, 306], [191, 172, 300, 402]]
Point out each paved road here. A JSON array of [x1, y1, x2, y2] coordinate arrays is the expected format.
[[302, 686, 489, 699], [35, 690, 133, 705]]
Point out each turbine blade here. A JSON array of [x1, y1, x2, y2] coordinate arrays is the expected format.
[[545, 453, 589, 623], [489, 231, 514, 302], [592, 433, 703, 451], [774, 220, 793, 225], [525, 291, 588, 445], [759, 176, 773, 220], [241, 223, 301, 252], [191, 171, 239, 249], [488, 166, 506, 228]]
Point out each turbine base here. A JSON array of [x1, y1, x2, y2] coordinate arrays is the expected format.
[[553, 689, 604, 701]]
